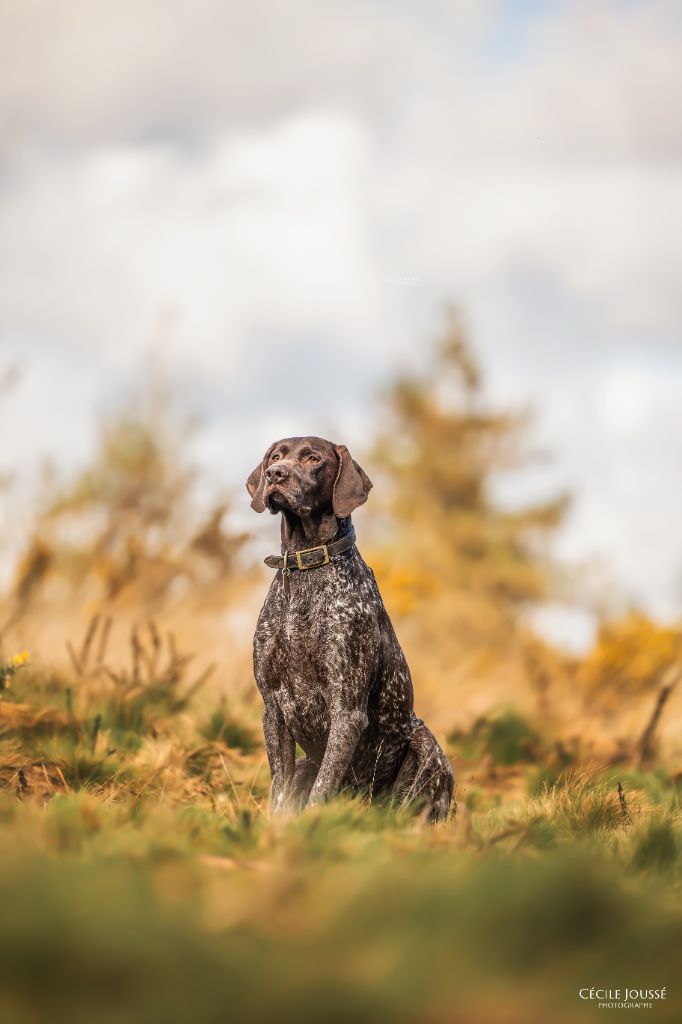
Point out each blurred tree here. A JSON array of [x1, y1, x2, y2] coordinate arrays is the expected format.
[[369, 310, 569, 659], [13, 372, 248, 604], [579, 612, 682, 706]]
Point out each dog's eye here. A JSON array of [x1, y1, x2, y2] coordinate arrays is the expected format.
[[306, 454, 320, 463], [270, 453, 280, 462]]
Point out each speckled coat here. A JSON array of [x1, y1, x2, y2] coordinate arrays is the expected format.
[[248, 437, 454, 822]]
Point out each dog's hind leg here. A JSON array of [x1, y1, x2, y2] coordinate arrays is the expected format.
[[287, 756, 320, 808], [392, 721, 454, 823]]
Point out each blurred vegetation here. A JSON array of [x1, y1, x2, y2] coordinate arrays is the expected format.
[[580, 612, 682, 702], [370, 311, 568, 631], [12, 372, 248, 606], [0, 317, 681, 1021], [364, 313, 577, 722], [0, 647, 680, 1023]]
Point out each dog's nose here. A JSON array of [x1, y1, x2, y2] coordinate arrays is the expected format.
[[265, 463, 290, 484]]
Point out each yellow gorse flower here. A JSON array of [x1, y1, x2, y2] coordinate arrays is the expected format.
[[1, 651, 30, 693]]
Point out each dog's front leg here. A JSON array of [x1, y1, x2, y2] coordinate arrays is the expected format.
[[307, 707, 368, 806], [262, 699, 295, 811]]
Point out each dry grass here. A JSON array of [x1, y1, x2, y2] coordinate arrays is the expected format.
[[0, 610, 680, 1023]]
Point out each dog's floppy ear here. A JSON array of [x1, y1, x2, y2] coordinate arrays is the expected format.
[[332, 444, 372, 518], [246, 443, 276, 513]]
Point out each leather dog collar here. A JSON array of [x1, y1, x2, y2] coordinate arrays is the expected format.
[[264, 525, 356, 572]]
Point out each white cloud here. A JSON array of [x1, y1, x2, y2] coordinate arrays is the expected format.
[[601, 366, 656, 435], [1, 0, 682, 621]]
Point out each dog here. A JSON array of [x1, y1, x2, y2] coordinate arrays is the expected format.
[[247, 436, 454, 821]]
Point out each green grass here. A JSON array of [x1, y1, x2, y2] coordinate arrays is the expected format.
[[200, 702, 259, 752], [0, 661, 681, 1023], [0, 794, 680, 1024]]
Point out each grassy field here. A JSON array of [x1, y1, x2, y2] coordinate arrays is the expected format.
[[0, 616, 680, 1024]]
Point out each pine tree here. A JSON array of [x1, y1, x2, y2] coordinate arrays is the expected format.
[[369, 311, 569, 652], [13, 371, 247, 604]]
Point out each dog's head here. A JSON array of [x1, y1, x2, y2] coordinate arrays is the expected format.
[[246, 436, 372, 518]]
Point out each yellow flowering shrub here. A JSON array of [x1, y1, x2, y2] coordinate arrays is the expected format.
[[0, 651, 30, 690], [580, 613, 681, 702]]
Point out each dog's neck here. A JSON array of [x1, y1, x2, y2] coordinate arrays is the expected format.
[[279, 509, 350, 552]]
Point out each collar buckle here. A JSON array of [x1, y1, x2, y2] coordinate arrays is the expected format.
[[295, 543, 331, 570]]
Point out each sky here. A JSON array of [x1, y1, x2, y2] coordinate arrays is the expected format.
[[1, 0, 681, 643]]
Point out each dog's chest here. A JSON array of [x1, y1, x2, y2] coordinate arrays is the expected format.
[[254, 564, 377, 744], [256, 577, 344, 688]]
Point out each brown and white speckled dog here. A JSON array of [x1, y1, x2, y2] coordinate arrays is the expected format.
[[247, 436, 454, 822]]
